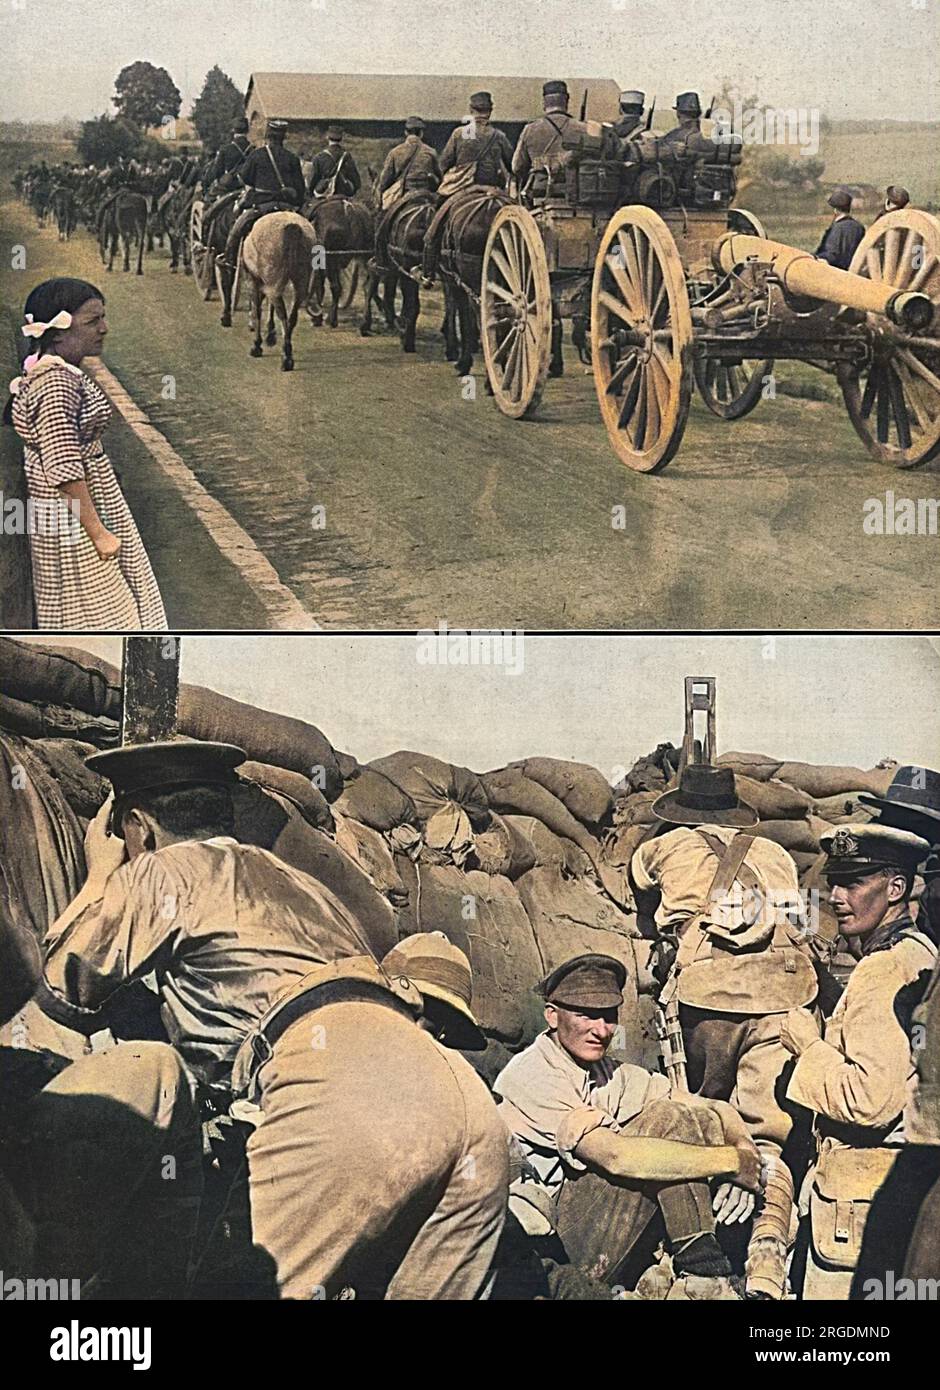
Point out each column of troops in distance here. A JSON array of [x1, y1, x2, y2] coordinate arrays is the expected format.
[[15, 82, 940, 472]]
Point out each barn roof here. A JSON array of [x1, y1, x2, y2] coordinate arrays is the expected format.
[[245, 72, 623, 123]]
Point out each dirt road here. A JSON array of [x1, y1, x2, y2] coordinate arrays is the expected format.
[[2, 194, 936, 630]]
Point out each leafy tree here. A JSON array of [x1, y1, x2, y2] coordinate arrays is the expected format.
[[113, 61, 181, 129], [191, 66, 244, 153], [76, 114, 143, 166]]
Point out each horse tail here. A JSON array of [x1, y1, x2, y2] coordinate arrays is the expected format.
[[281, 219, 310, 300]]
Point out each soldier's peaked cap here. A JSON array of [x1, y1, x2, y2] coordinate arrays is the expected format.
[[620, 90, 645, 108], [404, 115, 425, 131], [821, 823, 931, 880], [232, 116, 249, 133], [469, 91, 493, 110], [543, 80, 569, 98], [266, 118, 289, 135], [86, 740, 246, 801], [673, 91, 702, 114], [859, 765, 940, 834], [326, 124, 345, 140], [540, 953, 626, 1009]]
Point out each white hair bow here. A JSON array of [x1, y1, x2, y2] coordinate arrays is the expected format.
[[22, 310, 72, 338]]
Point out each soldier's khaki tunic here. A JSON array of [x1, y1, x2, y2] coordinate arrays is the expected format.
[[787, 921, 937, 1298], [511, 111, 577, 190], [377, 136, 441, 200]]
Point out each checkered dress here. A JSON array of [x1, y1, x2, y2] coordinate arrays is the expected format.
[[11, 358, 166, 630]]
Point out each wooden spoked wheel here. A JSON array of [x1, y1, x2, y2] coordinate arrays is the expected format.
[[189, 201, 214, 298], [693, 207, 773, 420], [591, 206, 693, 472], [480, 205, 552, 418], [839, 208, 940, 468]]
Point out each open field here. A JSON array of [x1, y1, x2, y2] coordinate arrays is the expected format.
[[1, 142, 938, 632]]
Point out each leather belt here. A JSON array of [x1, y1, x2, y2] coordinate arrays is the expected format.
[[254, 977, 415, 1062]]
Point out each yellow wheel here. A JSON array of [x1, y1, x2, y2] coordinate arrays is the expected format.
[[839, 208, 940, 468], [481, 204, 552, 418], [591, 205, 693, 471]]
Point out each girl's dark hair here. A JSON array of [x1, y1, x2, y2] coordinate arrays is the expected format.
[[3, 278, 105, 426]]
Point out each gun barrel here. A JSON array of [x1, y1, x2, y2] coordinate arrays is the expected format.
[[714, 232, 934, 331]]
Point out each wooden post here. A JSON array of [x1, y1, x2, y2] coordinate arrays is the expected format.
[[679, 676, 717, 774], [120, 637, 181, 746]]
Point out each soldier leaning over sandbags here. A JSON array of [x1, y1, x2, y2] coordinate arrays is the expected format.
[[628, 762, 822, 1301], [494, 953, 764, 1300], [779, 824, 936, 1299], [37, 740, 508, 1300]]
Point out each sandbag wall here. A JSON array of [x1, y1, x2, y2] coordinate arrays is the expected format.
[[0, 636, 906, 1082]]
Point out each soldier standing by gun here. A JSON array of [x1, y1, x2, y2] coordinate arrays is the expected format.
[[630, 761, 820, 1300]]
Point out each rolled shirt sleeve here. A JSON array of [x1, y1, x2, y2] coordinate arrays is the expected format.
[[40, 857, 178, 1033], [787, 952, 914, 1130], [31, 372, 87, 487]]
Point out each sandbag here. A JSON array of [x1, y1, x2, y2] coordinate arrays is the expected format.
[[735, 775, 813, 821], [231, 780, 398, 958], [515, 865, 646, 1063], [0, 692, 118, 746], [754, 817, 833, 855], [25, 738, 108, 820], [332, 813, 406, 903], [413, 865, 544, 1045], [509, 757, 613, 827], [178, 684, 343, 800], [502, 815, 568, 878], [333, 767, 418, 831], [0, 733, 86, 943], [774, 761, 898, 799], [812, 793, 876, 825], [601, 821, 659, 868], [369, 751, 489, 829], [421, 803, 475, 867], [471, 813, 513, 877], [612, 789, 663, 827], [617, 743, 681, 794], [481, 769, 599, 866], [717, 751, 783, 782], [238, 761, 333, 831], [0, 637, 120, 717]]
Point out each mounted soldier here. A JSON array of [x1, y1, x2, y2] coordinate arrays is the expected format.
[[306, 125, 361, 201], [376, 116, 441, 210], [437, 91, 514, 196], [613, 90, 646, 140], [629, 762, 820, 1300], [219, 118, 306, 311], [200, 116, 253, 246], [780, 824, 936, 1298]]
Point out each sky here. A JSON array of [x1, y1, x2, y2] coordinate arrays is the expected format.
[[18, 634, 940, 781], [1, 0, 938, 124]]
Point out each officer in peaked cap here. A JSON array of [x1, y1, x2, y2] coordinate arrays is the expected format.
[[86, 739, 246, 829], [614, 90, 646, 140], [781, 821, 937, 1299]]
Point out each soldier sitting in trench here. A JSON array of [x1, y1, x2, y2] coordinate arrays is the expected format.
[[494, 952, 764, 1298]]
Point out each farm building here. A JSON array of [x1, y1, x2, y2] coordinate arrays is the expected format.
[[244, 72, 623, 151]]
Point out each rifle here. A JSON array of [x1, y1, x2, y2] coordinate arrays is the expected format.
[[705, 93, 718, 121], [580, 88, 588, 122], [645, 95, 656, 132]]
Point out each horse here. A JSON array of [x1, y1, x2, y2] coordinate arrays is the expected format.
[[241, 211, 316, 372], [98, 190, 148, 274], [50, 185, 78, 241], [371, 191, 439, 352], [302, 195, 376, 330], [159, 182, 198, 274], [426, 187, 514, 378]]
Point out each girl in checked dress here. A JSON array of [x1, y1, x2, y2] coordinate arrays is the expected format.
[[5, 277, 166, 630]]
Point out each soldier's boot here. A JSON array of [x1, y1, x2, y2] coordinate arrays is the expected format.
[[219, 212, 255, 326], [745, 1153, 796, 1300]]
